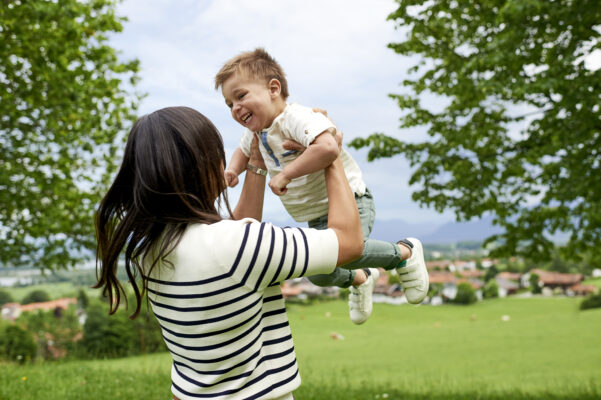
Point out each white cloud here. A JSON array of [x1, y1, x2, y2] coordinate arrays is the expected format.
[[110, 0, 452, 225]]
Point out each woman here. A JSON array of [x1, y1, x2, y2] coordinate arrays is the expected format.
[[94, 106, 363, 400]]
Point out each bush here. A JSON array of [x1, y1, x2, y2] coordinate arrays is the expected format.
[[79, 298, 165, 358], [453, 282, 478, 305], [484, 265, 498, 282], [21, 289, 51, 305], [17, 306, 81, 360], [0, 289, 14, 306], [580, 293, 601, 311], [483, 279, 499, 299], [529, 273, 542, 294], [77, 288, 89, 309], [0, 324, 37, 363]]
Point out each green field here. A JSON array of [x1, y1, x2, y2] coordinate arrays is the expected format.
[[6, 282, 90, 303], [1, 297, 600, 399]]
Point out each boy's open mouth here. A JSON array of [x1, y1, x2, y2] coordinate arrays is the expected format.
[[242, 112, 252, 124]]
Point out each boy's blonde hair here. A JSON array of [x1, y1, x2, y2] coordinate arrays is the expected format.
[[214, 48, 289, 100]]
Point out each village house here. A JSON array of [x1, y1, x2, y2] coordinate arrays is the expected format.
[[427, 270, 484, 302], [522, 269, 585, 295], [425, 260, 452, 271], [274, 259, 596, 304], [1, 298, 77, 321]]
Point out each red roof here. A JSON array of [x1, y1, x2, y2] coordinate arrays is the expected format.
[[498, 272, 522, 281], [19, 298, 77, 312], [570, 284, 598, 295], [426, 260, 452, 270], [429, 271, 457, 284], [531, 269, 583, 286], [458, 270, 484, 278]]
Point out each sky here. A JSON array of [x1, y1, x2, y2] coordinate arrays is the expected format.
[[107, 0, 456, 226]]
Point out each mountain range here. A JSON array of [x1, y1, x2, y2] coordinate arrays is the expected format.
[[369, 215, 503, 244]]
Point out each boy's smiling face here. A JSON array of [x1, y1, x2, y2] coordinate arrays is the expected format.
[[221, 71, 283, 132]]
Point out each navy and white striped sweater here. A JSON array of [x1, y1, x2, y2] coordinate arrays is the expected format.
[[144, 218, 338, 400]]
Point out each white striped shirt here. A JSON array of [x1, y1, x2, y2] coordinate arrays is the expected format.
[[239, 103, 366, 222], [143, 218, 338, 399]]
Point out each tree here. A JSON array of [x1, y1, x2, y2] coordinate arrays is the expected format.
[[350, 0, 601, 263], [0, 324, 37, 363], [77, 288, 89, 309], [0, 289, 14, 306], [1, 0, 141, 268], [483, 279, 499, 299], [21, 289, 50, 305], [529, 273, 542, 294], [484, 264, 498, 282], [453, 282, 478, 304]]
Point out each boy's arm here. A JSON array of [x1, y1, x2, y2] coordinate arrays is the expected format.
[[225, 147, 250, 187], [268, 130, 338, 196]]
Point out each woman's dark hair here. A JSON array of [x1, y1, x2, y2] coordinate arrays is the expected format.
[[94, 106, 232, 317]]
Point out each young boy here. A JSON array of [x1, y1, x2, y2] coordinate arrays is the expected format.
[[215, 48, 429, 324]]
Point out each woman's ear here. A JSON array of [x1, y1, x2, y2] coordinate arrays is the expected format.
[[268, 79, 281, 98]]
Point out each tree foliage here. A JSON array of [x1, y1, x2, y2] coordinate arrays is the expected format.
[[80, 299, 164, 358], [21, 289, 50, 304], [580, 292, 601, 310], [0, 324, 37, 363], [0, 289, 14, 306], [350, 0, 601, 262], [0, 0, 141, 268], [529, 273, 542, 294], [483, 279, 499, 299], [453, 282, 478, 304]]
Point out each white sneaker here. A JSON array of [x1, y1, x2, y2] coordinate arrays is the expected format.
[[397, 238, 429, 304], [348, 268, 380, 325]]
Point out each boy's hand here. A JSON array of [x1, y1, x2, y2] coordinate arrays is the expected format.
[[225, 170, 239, 187], [269, 172, 291, 196]]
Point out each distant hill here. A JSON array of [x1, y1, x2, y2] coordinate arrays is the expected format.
[[270, 214, 504, 245], [370, 215, 503, 244]]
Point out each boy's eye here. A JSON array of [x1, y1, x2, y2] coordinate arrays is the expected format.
[[226, 102, 233, 109], [238, 93, 246, 100]]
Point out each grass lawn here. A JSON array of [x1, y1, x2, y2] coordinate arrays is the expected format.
[[0, 297, 600, 399]]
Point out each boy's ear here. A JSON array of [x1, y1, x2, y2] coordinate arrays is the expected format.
[[268, 79, 281, 98]]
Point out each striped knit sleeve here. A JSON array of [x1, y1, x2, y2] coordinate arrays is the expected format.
[[225, 220, 338, 291]]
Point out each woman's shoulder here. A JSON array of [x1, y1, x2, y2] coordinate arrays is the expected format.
[[186, 218, 258, 235]]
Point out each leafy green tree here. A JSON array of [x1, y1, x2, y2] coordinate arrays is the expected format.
[[21, 289, 50, 305], [484, 265, 498, 282], [529, 273, 542, 294], [80, 299, 162, 358], [483, 279, 499, 299], [77, 288, 89, 309], [453, 282, 478, 305], [1, 0, 141, 268], [0, 324, 37, 363], [17, 306, 81, 360], [350, 0, 601, 264], [0, 289, 14, 306]]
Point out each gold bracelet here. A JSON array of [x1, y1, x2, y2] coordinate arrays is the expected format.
[[246, 163, 268, 176]]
